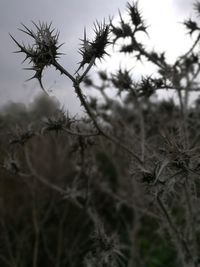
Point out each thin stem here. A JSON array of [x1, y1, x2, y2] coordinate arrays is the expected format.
[[179, 33, 200, 60], [32, 194, 40, 267], [157, 194, 198, 267], [0, 218, 17, 267], [73, 81, 103, 132], [183, 176, 198, 261], [130, 88, 145, 162], [55, 211, 67, 267], [132, 37, 167, 70], [78, 56, 96, 83], [53, 61, 75, 82], [24, 145, 66, 194]]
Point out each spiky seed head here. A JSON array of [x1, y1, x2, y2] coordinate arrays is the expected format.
[[127, 2, 143, 27], [10, 22, 63, 93], [77, 21, 110, 72], [183, 19, 199, 35], [111, 69, 133, 92]]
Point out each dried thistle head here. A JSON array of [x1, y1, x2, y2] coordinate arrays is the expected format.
[[83, 75, 94, 87], [127, 1, 143, 27], [84, 216, 126, 267], [111, 1, 147, 44], [183, 18, 199, 35], [161, 134, 192, 171], [77, 21, 110, 72], [111, 68, 133, 92], [98, 70, 108, 81], [42, 110, 67, 134], [136, 76, 168, 97], [110, 13, 132, 43], [41, 109, 76, 134], [10, 22, 63, 93]]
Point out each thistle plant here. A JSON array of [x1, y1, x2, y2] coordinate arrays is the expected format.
[[6, 1, 200, 267], [10, 20, 110, 87], [10, 22, 63, 94], [77, 22, 110, 73]]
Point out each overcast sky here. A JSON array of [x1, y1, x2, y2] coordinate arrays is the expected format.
[[0, 0, 196, 114]]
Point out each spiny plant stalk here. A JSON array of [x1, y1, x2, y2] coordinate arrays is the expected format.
[[7, 1, 200, 267]]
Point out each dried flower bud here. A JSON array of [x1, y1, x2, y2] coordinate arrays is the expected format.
[[10, 22, 63, 93], [83, 76, 93, 87], [137, 76, 155, 97], [77, 22, 110, 72], [184, 19, 199, 35], [84, 216, 125, 267], [42, 110, 67, 134], [110, 13, 132, 44], [127, 2, 143, 27], [98, 70, 108, 81], [111, 69, 133, 92]]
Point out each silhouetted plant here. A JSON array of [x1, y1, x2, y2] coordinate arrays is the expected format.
[[3, 1, 200, 267]]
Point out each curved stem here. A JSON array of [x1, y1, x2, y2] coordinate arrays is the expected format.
[[179, 33, 200, 60]]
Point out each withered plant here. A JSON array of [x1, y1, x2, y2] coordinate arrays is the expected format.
[[2, 1, 200, 266]]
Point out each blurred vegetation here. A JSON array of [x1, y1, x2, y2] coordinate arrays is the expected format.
[[0, 92, 200, 266]]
